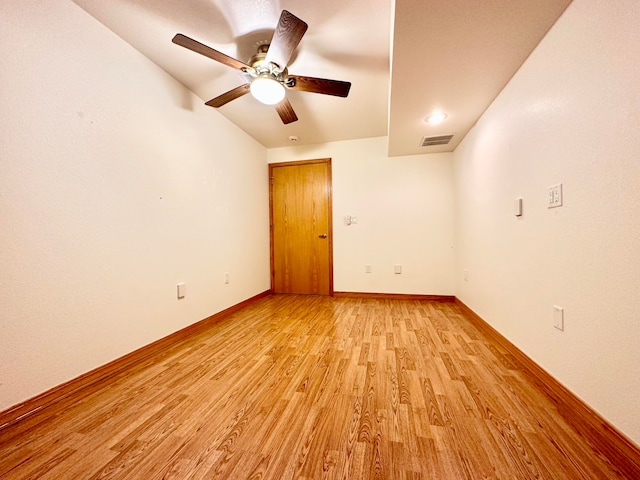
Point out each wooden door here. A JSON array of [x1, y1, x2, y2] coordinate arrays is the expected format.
[[270, 159, 333, 295]]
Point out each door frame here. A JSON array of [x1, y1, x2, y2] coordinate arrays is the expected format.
[[269, 158, 334, 295]]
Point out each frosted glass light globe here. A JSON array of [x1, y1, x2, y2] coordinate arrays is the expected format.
[[250, 77, 285, 105]]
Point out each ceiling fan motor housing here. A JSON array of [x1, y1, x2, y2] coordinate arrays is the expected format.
[[172, 9, 350, 124], [246, 45, 287, 83]]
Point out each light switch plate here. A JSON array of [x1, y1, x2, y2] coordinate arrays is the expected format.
[[548, 184, 563, 208], [553, 305, 564, 331], [514, 197, 523, 216]]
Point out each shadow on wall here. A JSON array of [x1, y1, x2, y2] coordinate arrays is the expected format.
[[162, 74, 196, 111]]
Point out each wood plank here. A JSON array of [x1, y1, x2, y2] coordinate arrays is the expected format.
[[455, 297, 640, 479], [0, 295, 636, 479], [0, 290, 270, 438]]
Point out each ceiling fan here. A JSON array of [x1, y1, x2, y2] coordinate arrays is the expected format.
[[172, 10, 351, 124]]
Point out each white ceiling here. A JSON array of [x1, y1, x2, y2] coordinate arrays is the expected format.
[[71, 0, 571, 156]]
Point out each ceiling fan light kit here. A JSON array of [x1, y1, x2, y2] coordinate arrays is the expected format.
[[172, 10, 351, 124], [250, 77, 286, 105]]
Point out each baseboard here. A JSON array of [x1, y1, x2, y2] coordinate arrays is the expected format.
[[0, 290, 271, 433], [334, 291, 455, 302], [455, 297, 640, 479]]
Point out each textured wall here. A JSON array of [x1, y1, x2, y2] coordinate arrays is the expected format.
[[0, 0, 270, 410], [454, 0, 640, 443]]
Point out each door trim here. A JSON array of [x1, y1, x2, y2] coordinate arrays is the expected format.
[[269, 158, 333, 295]]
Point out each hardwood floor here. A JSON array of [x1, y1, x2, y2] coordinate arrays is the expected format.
[[0, 295, 631, 479]]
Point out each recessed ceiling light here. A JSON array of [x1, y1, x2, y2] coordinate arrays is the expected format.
[[425, 111, 448, 125]]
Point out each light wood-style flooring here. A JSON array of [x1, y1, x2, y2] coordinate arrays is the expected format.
[[0, 295, 630, 479]]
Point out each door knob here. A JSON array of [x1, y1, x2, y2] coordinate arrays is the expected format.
[[318, 233, 328, 238]]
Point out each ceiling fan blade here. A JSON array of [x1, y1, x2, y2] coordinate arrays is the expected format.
[[265, 10, 308, 69], [205, 84, 251, 108], [275, 98, 298, 124], [172, 34, 249, 71], [287, 75, 351, 97]]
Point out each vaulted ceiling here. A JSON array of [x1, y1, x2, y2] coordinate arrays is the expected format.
[[72, 0, 571, 156]]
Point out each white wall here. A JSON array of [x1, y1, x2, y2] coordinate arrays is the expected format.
[[4, 0, 636, 449], [268, 137, 455, 295], [0, 0, 270, 411], [454, 0, 640, 444]]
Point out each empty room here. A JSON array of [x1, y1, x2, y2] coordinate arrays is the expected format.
[[1, 0, 639, 478]]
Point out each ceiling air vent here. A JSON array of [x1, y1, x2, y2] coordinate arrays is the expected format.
[[420, 134, 454, 147]]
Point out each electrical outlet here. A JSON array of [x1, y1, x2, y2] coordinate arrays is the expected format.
[[463, 269, 469, 281], [365, 264, 372, 273], [553, 305, 564, 331], [548, 183, 563, 208], [224, 272, 230, 284]]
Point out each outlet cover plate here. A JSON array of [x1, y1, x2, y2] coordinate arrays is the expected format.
[[548, 183, 563, 208]]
